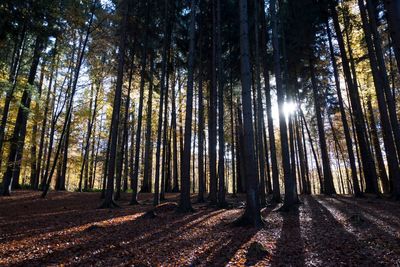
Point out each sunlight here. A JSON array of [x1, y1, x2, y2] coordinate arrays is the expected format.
[[282, 101, 298, 118], [271, 101, 298, 122]]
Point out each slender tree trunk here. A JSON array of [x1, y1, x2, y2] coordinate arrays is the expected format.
[[30, 67, 45, 187], [254, 0, 266, 207], [309, 58, 336, 195], [216, 0, 226, 207], [271, 0, 294, 209], [357, 0, 398, 195], [178, 0, 197, 212], [172, 70, 180, 193], [295, 115, 308, 194], [2, 36, 44, 195], [198, 49, 205, 202], [366, 95, 390, 194], [300, 110, 323, 193], [0, 27, 26, 170], [331, 1, 379, 195], [161, 40, 173, 201], [130, 2, 150, 205], [99, 0, 127, 207], [326, 21, 361, 197], [208, 0, 218, 205], [142, 54, 155, 194], [154, 0, 171, 206], [300, 118, 311, 194], [237, 0, 262, 226], [236, 105, 246, 194], [383, 0, 400, 73], [229, 71, 237, 197]]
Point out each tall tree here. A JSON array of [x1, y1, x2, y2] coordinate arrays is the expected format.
[[2, 36, 44, 195], [236, 0, 262, 227], [178, 0, 197, 213], [99, 0, 128, 208]]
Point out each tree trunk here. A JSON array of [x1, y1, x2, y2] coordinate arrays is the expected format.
[[130, 2, 150, 205], [0, 26, 26, 170], [99, 0, 127, 207], [326, 21, 361, 197], [30, 67, 45, 187], [208, 0, 218, 205], [237, 0, 262, 227], [309, 57, 336, 195], [2, 36, 44, 195], [178, 0, 197, 212], [331, 1, 379, 195], [383, 0, 400, 73], [253, 0, 266, 207], [216, 0, 226, 207], [142, 53, 154, 194], [366, 95, 390, 194], [271, 0, 294, 210], [198, 45, 205, 202]]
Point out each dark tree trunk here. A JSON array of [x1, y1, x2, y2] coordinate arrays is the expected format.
[[309, 58, 336, 195], [366, 95, 390, 194], [383, 0, 400, 73], [300, 118, 312, 194], [237, 0, 262, 227], [154, 0, 172, 206], [171, 71, 180, 193], [142, 53, 155, 194], [295, 115, 308, 194], [131, 3, 150, 205], [331, 1, 379, 195], [236, 105, 246, 194], [254, 0, 266, 207], [2, 36, 44, 196], [178, 0, 197, 213], [30, 67, 45, 187], [161, 37, 173, 201], [271, 0, 294, 210], [216, 0, 226, 207], [0, 25, 26, 170], [208, 0, 218, 205], [197, 46, 205, 203], [300, 110, 323, 193], [326, 21, 361, 197], [229, 71, 237, 197], [99, 0, 128, 207]]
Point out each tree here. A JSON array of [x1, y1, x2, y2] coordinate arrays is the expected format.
[[99, 0, 128, 208], [236, 0, 262, 227], [178, 0, 197, 213]]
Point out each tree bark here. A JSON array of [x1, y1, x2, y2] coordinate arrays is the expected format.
[[99, 0, 127, 207], [178, 0, 197, 212], [309, 57, 336, 195], [237, 0, 262, 226], [2, 36, 44, 195]]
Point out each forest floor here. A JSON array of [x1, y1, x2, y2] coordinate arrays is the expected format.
[[0, 191, 400, 266]]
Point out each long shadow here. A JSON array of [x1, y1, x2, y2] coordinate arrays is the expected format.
[[15, 207, 227, 266], [306, 196, 383, 266], [270, 205, 305, 267], [192, 224, 258, 266], [0, 202, 149, 245], [0, 191, 159, 245], [333, 195, 400, 226], [320, 196, 400, 263]]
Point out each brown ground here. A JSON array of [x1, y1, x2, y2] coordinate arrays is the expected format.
[[0, 191, 400, 266]]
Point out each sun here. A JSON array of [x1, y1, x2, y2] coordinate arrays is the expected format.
[[282, 101, 297, 118]]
